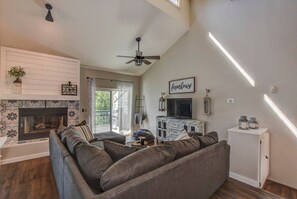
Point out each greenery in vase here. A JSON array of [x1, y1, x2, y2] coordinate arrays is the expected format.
[[8, 66, 26, 83]]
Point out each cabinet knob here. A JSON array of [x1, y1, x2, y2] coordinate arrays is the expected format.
[[265, 155, 269, 159]]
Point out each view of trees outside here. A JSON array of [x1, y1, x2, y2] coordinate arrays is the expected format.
[[95, 91, 111, 125], [95, 89, 131, 134]]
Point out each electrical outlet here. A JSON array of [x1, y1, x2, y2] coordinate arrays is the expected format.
[[227, 98, 235, 104]]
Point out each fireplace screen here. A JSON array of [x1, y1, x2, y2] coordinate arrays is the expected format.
[[19, 108, 68, 141]]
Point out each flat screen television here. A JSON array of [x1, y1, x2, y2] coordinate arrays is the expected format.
[[167, 98, 192, 119]]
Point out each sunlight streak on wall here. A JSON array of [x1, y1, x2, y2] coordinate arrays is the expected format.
[[264, 94, 297, 138], [209, 32, 255, 87]]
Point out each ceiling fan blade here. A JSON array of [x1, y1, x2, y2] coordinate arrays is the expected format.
[[143, 59, 152, 65], [125, 59, 135, 64], [117, 55, 135, 58], [143, 55, 160, 60]]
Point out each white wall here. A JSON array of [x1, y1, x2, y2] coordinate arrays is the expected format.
[[141, 0, 297, 188]]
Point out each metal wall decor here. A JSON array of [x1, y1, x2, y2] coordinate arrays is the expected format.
[[158, 92, 166, 112], [169, 77, 195, 94], [61, 81, 77, 96], [203, 89, 211, 115]]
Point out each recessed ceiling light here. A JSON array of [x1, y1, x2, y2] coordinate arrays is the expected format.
[[209, 32, 255, 87]]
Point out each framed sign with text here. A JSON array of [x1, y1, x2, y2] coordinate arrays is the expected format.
[[169, 77, 195, 94]]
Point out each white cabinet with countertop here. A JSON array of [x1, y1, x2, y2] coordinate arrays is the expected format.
[[227, 127, 270, 188]]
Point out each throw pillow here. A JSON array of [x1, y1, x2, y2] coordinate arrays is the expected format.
[[103, 140, 138, 162], [192, 131, 218, 149], [100, 145, 176, 191], [187, 131, 203, 137], [164, 137, 200, 159], [75, 124, 94, 141], [91, 140, 104, 149], [65, 133, 88, 157], [60, 127, 82, 144], [76, 143, 113, 191], [75, 120, 87, 126], [175, 132, 190, 140]]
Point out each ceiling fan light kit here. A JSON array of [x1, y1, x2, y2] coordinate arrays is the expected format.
[[117, 37, 160, 66], [45, 3, 54, 22]]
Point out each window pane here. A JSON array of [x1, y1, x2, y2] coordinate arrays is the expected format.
[[95, 90, 111, 133], [168, 0, 179, 7]]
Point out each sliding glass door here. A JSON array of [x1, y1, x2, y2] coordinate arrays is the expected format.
[[95, 84, 132, 135], [95, 90, 112, 133]]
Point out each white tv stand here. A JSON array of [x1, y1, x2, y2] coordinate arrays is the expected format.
[[156, 117, 205, 141]]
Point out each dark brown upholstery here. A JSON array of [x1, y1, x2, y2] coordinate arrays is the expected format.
[[164, 137, 200, 159], [100, 145, 176, 191], [76, 143, 113, 191], [103, 140, 138, 162]]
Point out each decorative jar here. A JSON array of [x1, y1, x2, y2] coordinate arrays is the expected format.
[[248, 117, 259, 129], [238, 116, 248, 130]]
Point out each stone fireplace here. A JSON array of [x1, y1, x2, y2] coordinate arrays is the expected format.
[[18, 108, 68, 141]]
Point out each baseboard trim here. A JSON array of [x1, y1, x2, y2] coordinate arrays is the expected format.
[[1, 152, 49, 165], [230, 172, 258, 187]]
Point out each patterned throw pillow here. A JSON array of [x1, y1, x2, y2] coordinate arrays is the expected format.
[[75, 124, 94, 141]]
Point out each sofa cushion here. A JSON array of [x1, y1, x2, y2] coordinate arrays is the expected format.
[[103, 140, 138, 162], [192, 131, 218, 148], [75, 124, 94, 141], [76, 143, 113, 191], [91, 140, 104, 149], [94, 132, 126, 144], [187, 131, 203, 137], [66, 133, 88, 157], [175, 132, 190, 140], [100, 145, 176, 191], [60, 127, 82, 144], [164, 137, 200, 159]]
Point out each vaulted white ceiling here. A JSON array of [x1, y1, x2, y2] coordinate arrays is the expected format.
[[0, 0, 189, 75]]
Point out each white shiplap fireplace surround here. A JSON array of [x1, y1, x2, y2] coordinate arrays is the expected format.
[[0, 47, 80, 164]]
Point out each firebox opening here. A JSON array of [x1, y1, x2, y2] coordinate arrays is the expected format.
[[19, 108, 68, 141]]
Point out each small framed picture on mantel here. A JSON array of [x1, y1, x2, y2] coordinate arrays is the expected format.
[[169, 77, 195, 94], [61, 81, 78, 96]]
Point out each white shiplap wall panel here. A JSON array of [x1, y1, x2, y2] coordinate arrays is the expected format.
[[0, 47, 80, 100]]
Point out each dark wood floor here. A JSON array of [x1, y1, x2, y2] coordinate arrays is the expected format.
[[0, 157, 59, 199], [263, 180, 297, 199], [0, 157, 296, 199]]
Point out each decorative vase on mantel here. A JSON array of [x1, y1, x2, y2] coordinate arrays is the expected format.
[[12, 77, 22, 94]]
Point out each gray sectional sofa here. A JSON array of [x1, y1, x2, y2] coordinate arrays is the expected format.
[[49, 130, 230, 199]]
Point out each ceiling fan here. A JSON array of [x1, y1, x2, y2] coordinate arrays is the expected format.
[[117, 37, 161, 66]]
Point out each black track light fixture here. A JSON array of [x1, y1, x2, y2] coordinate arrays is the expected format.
[[45, 3, 54, 22]]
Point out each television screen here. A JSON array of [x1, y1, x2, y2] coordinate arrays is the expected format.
[[167, 98, 192, 119]]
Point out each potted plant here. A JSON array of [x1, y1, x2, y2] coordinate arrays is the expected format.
[[8, 66, 26, 83], [8, 66, 26, 94]]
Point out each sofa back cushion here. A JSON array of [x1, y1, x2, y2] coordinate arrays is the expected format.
[[60, 127, 82, 144], [103, 140, 138, 162], [76, 143, 113, 191], [192, 131, 218, 149], [164, 137, 200, 159], [100, 145, 176, 191], [66, 133, 88, 157]]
